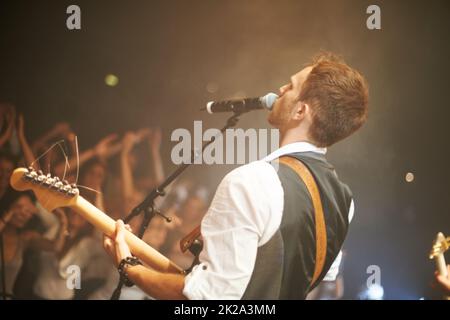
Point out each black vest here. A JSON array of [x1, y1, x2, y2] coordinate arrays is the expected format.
[[242, 152, 352, 299]]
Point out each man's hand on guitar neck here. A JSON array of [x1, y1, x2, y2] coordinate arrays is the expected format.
[[103, 220, 133, 266], [434, 265, 450, 296], [103, 220, 187, 300]]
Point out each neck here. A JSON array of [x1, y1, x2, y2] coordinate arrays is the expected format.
[[279, 126, 313, 147]]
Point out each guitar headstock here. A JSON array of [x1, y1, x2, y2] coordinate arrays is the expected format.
[[10, 167, 79, 212], [430, 232, 450, 259]]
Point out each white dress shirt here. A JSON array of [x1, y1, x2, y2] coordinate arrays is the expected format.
[[183, 142, 354, 300]]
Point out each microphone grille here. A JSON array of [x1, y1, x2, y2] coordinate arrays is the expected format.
[[260, 93, 279, 110]]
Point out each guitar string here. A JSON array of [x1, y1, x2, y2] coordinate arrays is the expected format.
[[75, 135, 80, 186], [59, 141, 70, 182], [72, 135, 101, 195], [30, 139, 70, 176], [50, 143, 69, 209], [47, 147, 52, 176], [29, 139, 101, 211], [29, 140, 69, 210]]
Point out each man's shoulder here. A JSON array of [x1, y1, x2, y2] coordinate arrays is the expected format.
[[224, 160, 277, 182]]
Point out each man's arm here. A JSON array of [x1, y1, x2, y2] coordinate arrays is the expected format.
[[126, 265, 186, 300], [103, 219, 187, 300]]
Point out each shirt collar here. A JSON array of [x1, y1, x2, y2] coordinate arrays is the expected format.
[[262, 141, 327, 162]]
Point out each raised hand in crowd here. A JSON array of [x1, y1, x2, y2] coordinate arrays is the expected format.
[[0, 103, 16, 148], [120, 131, 142, 209], [16, 113, 39, 170], [94, 133, 120, 160], [148, 127, 164, 185], [31, 121, 72, 155]]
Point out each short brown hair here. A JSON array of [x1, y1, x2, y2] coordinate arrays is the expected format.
[[299, 52, 369, 147]]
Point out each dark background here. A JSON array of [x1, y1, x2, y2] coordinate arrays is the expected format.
[[1, 0, 449, 299]]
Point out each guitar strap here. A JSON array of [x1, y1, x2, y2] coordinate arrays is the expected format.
[[180, 225, 201, 253], [278, 156, 327, 287]]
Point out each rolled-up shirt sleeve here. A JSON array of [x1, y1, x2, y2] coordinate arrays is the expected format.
[[183, 161, 284, 300]]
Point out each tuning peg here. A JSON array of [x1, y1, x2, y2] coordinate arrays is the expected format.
[[54, 181, 64, 189], [37, 174, 46, 183], [24, 170, 37, 181], [69, 184, 79, 195], [49, 179, 59, 190], [60, 184, 79, 197], [68, 187, 79, 196], [43, 177, 53, 186]]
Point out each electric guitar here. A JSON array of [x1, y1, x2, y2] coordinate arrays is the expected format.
[[10, 167, 184, 275], [429, 232, 450, 300]]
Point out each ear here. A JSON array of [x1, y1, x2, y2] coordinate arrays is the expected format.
[[292, 101, 309, 121]]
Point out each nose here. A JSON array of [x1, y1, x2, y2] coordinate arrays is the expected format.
[[279, 84, 289, 96]]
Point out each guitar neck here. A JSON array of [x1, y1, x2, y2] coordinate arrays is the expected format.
[[433, 233, 450, 300], [435, 255, 450, 300], [435, 254, 448, 278], [8, 167, 183, 274], [72, 196, 184, 274]]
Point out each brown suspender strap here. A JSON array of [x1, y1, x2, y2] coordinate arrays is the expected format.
[[278, 156, 327, 286], [180, 225, 201, 253]]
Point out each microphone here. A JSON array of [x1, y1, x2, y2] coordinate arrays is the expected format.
[[205, 92, 278, 114]]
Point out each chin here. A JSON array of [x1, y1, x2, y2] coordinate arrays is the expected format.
[[267, 113, 277, 128], [267, 114, 282, 129]]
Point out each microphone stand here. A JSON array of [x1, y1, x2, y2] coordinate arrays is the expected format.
[[110, 111, 244, 300]]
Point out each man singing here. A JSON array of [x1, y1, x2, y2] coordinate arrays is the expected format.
[[103, 52, 369, 300]]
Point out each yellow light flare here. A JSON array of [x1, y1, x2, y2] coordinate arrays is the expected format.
[[105, 74, 119, 87]]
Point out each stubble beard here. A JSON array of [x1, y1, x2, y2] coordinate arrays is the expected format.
[[267, 100, 296, 128]]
